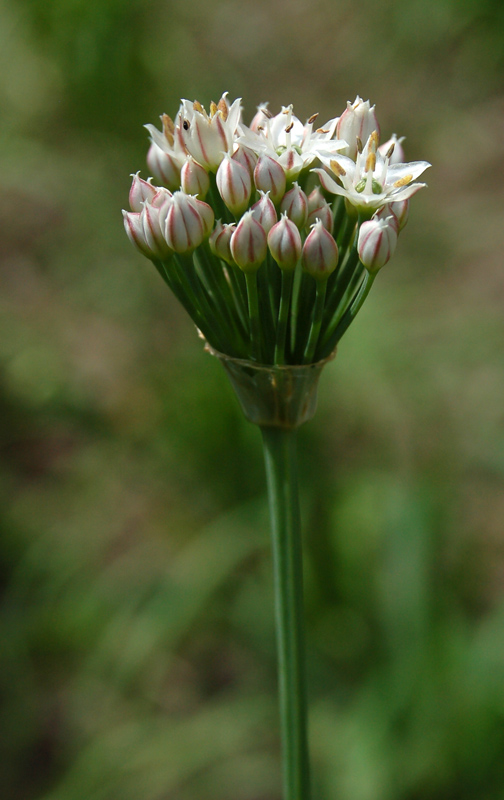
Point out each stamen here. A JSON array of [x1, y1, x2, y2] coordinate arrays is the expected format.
[[261, 108, 273, 119], [394, 174, 413, 187], [285, 122, 294, 133], [369, 130, 379, 150], [193, 100, 204, 113], [356, 137, 363, 154], [386, 142, 395, 159], [316, 128, 329, 134], [209, 101, 218, 116], [162, 114, 175, 146], [307, 113, 319, 124], [330, 160, 346, 177], [365, 152, 376, 173], [217, 98, 229, 120]]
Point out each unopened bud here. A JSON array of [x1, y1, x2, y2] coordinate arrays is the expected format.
[[123, 210, 157, 259], [180, 156, 210, 199], [336, 96, 380, 161], [129, 172, 157, 212], [209, 220, 236, 265], [146, 142, 182, 191], [306, 187, 333, 231], [142, 190, 174, 258], [216, 154, 252, 216], [357, 216, 398, 273], [254, 155, 287, 205], [302, 220, 339, 280], [165, 191, 209, 253], [386, 198, 409, 231], [280, 182, 308, 229], [230, 210, 267, 273], [268, 213, 302, 271], [250, 190, 277, 234], [232, 144, 258, 177]]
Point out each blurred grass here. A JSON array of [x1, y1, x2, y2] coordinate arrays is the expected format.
[[1, 0, 504, 798]]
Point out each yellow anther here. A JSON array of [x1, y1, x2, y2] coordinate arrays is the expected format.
[[369, 130, 379, 150], [316, 128, 329, 134], [209, 101, 218, 116], [193, 100, 204, 113], [217, 98, 228, 120], [356, 137, 363, 154], [162, 114, 175, 146], [365, 152, 376, 173], [330, 160, 346, 177], [393, 174, 412, 187]]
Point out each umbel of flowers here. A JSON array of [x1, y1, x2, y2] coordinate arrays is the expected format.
[[124, 94, 430, 366]]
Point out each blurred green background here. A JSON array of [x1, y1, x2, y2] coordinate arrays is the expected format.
[[2, 0, 504, 798]]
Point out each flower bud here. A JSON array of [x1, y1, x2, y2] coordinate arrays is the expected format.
[[216, 154, 252, 216], [249, 103, 270, 133], [230, 210, 267, 273], [280, 182, 308, 229], [146, 142, 182, 191], [357, 216, 398, 273], [306, 195, 333, 231], [302, 220, 339, 280], [254, 155, 287, 205], [180, 156, 210, 199], [378, 134, 405, 165], [336, 97, 380, 160], [142, 191, 174, 258], [129, 172, 157, 212], [165, 191, 207, 253], [209, 220, 236, 265], [386, 199, 409, 231], [185, 195, 215, 236], [268, 213, 302, 271], [250, 191, 277, 234], [232, 144, 258, 177], [123, 210, 157, 259]]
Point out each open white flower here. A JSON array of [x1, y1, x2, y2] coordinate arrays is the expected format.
[[314, 131, 431, 214], [175, 93, 243, 172], [239, 104, 347, 179]]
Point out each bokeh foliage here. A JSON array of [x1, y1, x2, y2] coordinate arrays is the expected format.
[[1, 0, 504, 798]]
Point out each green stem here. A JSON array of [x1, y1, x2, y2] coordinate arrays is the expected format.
[[245, 270, 262, 362], [261, 427, 310, 800], [329, 269, 376, 345], [303, 279, 327, 364], [275, 270, 294, 365]]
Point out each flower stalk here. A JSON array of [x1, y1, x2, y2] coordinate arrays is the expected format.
[[123, 91, 430, 800]]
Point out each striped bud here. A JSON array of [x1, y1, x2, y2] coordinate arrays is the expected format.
[[267, 213, 302, 271], [253, 155, 287, 205], [250, 191, 277, 234], [129, 172, 157, 212], [232, 144, 258, 177], [280, 182, 308, 229], [230, 210, 267, 273], [165, 191, 208, 253], [216, 154, 252, 216], [146, 142, 182, 191], [357, 216, 397, 273], [302, 220, 338, 280], [180, 157, 210, 199], [209, 220, 236, 265]]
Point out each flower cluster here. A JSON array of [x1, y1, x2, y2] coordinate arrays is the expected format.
[[123, 93, 430, 365]]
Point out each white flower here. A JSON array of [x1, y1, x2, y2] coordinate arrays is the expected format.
[[175, 93, 243, 172], [239, 104, 346, 179], [314, 131, 431, 214], [145, 113, 186, 190], [336, 96, 380, 160]]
